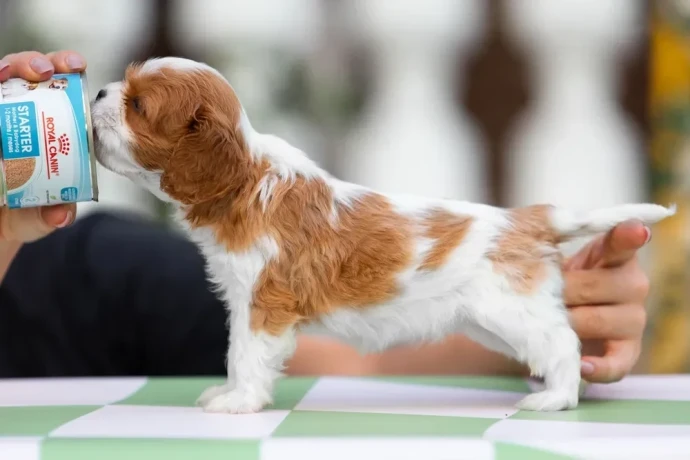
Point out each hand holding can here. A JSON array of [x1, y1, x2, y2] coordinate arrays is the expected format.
[[0, 51, 87, 242]]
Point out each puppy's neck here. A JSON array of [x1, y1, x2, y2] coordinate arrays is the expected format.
[[249, 132, 326, 182], [180, 130, 331, 230], [238, 109, 325, 180]]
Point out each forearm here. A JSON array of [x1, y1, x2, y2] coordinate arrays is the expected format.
[[373, 335, 529, 376], [0, 241, 22, 285], [287, 334, 528, 377]]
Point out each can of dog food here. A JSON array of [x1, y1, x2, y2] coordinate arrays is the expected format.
[[0, 72, 99, 208]]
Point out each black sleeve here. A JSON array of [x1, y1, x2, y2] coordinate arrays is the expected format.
[[0, 211, 229, 378]]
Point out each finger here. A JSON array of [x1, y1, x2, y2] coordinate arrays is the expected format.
[[1, 51, 55, 81], [0, 60, 9, 82], [0, 205, 75, 243], [597, 220, 650, 268], [40, 203, 76, 228], [45, 50, 87, 73], [563, 267, 647, 306], [581, 340, 640, 383], [569, 304, 646, 340]]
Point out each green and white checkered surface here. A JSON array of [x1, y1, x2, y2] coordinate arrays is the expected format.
[[2, 375, 690, 459]]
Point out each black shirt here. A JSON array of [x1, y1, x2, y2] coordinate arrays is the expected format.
[[0, 211, 228, 378]]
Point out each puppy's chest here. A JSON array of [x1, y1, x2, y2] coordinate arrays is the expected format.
[[187, 226, 277, 295]]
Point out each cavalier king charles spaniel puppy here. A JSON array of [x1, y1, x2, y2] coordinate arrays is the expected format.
[[91, 57, 674, 414]]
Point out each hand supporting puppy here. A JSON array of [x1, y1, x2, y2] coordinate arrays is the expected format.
[[563, 220, 651, 383], [0, 50, 86, 243]]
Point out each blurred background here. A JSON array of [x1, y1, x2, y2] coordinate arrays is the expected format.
[[0, 0, 688, 373]]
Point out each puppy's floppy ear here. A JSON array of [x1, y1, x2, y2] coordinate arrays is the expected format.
[[161, 104, 247, 205]]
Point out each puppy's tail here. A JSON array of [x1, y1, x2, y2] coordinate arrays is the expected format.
[[550, 203, 677, 241]]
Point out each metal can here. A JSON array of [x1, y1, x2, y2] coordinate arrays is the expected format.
[[0, 72, 99, 208]]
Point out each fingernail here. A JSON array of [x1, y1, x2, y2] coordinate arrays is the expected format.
[[66, 54, 84, 71], [56, 211, 73, 229], [30, 57, 53, 75], [581, 361, 595, 375], [0, 60, 9, 73], [644, 226, 652, 244]]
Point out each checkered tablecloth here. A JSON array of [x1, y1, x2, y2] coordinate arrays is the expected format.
[[3, 374, 690, 459]]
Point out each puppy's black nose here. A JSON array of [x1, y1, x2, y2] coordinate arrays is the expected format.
[[96, 89, 107, 101]]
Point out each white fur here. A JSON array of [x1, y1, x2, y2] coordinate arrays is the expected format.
[[550, 204, 676, 238], [139, 56, 228, 81], [91, 57, 676, 414]]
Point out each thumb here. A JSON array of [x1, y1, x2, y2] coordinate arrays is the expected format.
[[0, 204, 75, 242]]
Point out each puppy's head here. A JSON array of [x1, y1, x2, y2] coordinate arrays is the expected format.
[[91, 57, 253, 205]]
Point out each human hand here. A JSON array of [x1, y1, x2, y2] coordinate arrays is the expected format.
[[562, 220, 651, 383], [0, 50, 86, 242]]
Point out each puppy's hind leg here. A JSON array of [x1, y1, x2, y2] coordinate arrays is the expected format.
[[199, 300, 297, 414], [470, 294, 581, 411], [514, 317, 581, 411]]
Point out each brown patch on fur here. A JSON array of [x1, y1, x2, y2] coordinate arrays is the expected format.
[[248, 185, 416, 335], [418, 209, 474, 271], [487, 205, 560, 294]]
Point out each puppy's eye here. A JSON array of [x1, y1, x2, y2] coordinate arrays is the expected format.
[[130, 97, 142, 113]]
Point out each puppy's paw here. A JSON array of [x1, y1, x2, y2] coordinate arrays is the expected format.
[[196, 382, 235, 407], [516, 391, 577, 412], [202, 390, 268, 414]]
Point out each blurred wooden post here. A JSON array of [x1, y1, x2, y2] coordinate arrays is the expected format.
[[462, 0, 529, 207], [126, 0, 209, 64]]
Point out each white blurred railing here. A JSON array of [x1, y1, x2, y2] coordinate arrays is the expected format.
[[338, 0, 489, 202]]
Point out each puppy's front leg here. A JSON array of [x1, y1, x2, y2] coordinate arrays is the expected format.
[[198, 300, 297, 414]]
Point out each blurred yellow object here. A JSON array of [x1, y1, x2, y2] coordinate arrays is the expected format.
[[646, 0, 690, 373]]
